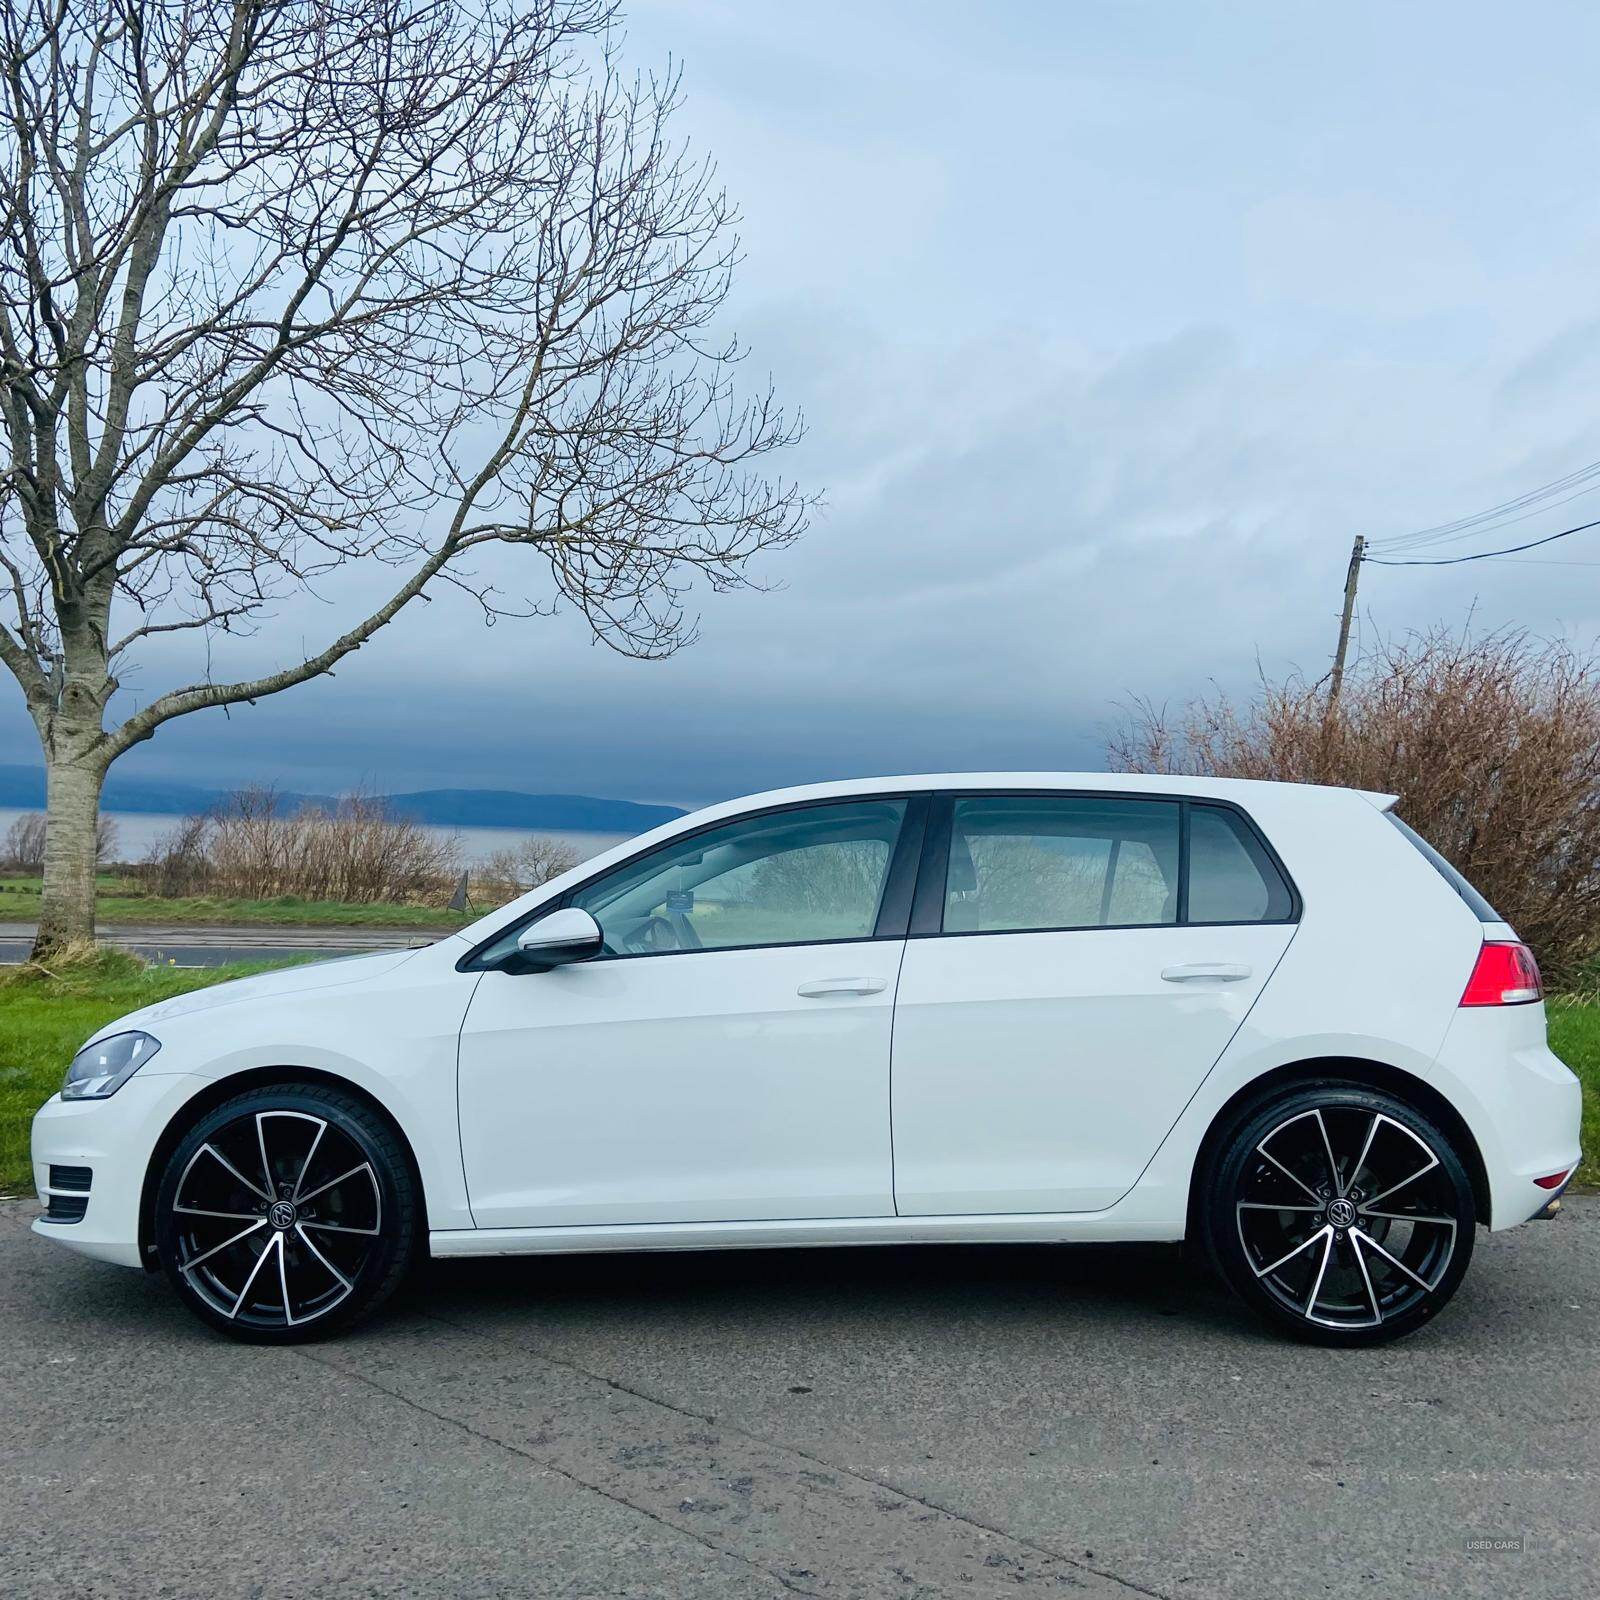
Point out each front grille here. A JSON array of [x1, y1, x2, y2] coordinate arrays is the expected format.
[[45, 1193, 88, 1223], [49, 1164, 92, 1192]]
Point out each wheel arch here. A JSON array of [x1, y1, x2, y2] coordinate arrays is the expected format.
[[138, 1065, 429, 1269], [1185, 1056, 1491, 1237]]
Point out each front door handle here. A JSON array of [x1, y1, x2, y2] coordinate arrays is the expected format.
[[1161, 962, 1253, 983], [797, 977, 888, 998]]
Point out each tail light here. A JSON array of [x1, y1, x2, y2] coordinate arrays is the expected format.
[[1459, 941, 1543, 1006]]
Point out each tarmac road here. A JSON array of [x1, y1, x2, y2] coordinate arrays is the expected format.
[[0, 919, 439, 966], [2, 1195, 1595, 1598]]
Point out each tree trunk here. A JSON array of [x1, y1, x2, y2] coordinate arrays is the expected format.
[[33, 756, 106, 957]]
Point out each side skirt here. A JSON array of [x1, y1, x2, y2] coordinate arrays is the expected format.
[[429, 1211, 1185, 1259]]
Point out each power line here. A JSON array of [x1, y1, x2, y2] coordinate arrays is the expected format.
[[1326, 465, 1600, 709], [1364, 514, 1600, 567], [1372, 477, 1600, 552], [1487, 556, 1600, 567], [1369, 458, 1600, 553]]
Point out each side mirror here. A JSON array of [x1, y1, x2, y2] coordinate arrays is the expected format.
[[512, 907, 603, 968]]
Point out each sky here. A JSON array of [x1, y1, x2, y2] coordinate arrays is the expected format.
[[10, 0, 1600, 808]]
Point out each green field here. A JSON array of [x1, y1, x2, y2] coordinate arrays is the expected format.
[[0, 873, 472, 929], [2, 953, 1597, 1200]]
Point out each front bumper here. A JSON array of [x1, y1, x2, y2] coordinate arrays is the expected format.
[[31, 1073, 210, 1268]]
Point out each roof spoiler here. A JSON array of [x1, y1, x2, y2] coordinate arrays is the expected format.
[[1355, 790, 1400, 811]]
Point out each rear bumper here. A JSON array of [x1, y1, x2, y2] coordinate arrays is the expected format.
[[30, 1074, 209, 1269], [1431, 1006, 1583, 1230]]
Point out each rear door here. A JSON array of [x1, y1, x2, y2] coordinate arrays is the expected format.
[[890, 792, 1298, 1215]]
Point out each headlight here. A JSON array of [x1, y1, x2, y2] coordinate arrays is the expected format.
[[62, 1032, 161, 1100]]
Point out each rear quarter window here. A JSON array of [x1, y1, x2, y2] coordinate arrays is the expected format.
[[1385, 813, 1501, 923], [1187, 804, 1296, 923]]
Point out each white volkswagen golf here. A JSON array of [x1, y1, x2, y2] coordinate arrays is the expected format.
[[30, 773, 1582, 1345]]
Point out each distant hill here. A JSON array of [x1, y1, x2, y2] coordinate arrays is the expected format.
[[0, 765, 683, 834], [377, 789, 683, 832]]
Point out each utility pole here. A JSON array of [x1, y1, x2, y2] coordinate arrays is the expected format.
[[1328, 534, 1365, 712]]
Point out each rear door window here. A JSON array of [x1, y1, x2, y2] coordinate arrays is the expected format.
[[934, 794, 1297, 933], [943, 796, 1181, 932]]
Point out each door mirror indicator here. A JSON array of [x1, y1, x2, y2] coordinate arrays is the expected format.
[[511, 907, 603, 969]]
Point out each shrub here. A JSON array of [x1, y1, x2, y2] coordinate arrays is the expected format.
[[1109, 626, 1600, 978], [135, 786, 462, 905], [138, 812, 214, 897]]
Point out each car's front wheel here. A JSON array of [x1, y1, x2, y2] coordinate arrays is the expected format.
[[1206, 1083, 1476, 1345], [155, 1083, 417, 1343]]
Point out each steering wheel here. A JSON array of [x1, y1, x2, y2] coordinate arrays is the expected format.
[[623, 915, 680, 954]]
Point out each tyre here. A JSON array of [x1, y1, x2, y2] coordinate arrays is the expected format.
[[1204, 1082, 1476, 1346], [155, 1083, 418, 1343]]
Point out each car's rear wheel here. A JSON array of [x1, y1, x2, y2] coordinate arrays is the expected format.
[[1205, 1083, 1475, 1345], [155, 1084, 417, 1343]]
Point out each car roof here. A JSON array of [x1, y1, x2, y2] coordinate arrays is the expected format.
[[692, 771, 1399, 812]]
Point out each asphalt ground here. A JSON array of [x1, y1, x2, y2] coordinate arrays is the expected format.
[[2, 1195, 1595, 1598]]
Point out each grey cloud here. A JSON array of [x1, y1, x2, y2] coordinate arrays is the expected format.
[[28, 309, 1591, 811], [8, 0, 1600, 809]]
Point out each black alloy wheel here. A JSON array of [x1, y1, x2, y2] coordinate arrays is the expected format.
[[1207, 1083, 1475, 1345], [156, 1084, 416, 1342]]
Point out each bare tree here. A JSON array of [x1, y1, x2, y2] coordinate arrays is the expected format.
[[0, 0, 808, 954], [0, 806, 107, 870], [477, 831, 581, 901], [2, 809, 45, 870]]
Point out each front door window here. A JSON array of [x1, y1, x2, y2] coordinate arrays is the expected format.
[[570, 798, 909, 955]]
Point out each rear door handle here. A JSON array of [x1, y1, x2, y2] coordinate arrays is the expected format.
[[797, 977, 888, 998], [1160, 963, 1253, 983]]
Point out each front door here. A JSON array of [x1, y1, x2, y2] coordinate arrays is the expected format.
[[891, 793, 1297, 1215], [457, 796, 918, 1229]]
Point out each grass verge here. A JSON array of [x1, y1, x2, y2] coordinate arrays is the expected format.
[[1546, 1001, 1600, 1191], [3, 952, 1597, 1201], [0, 948, 294, 1195]]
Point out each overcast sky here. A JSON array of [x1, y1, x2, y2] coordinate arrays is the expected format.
[[11, 0, 1600, 808]]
